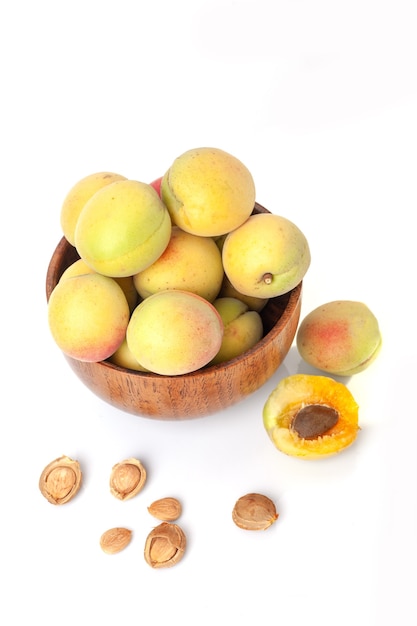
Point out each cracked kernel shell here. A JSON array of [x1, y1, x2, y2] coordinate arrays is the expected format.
[[39, 455, 82, 505], [109, 458, 147, 500], [263, 374, 359, 459], [144, 522, 186, 569]]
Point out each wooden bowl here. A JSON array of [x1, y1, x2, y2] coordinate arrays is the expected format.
[[45, 203, 302, 420]]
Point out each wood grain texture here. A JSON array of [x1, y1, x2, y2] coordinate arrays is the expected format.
[[46, 203, 302, 420]]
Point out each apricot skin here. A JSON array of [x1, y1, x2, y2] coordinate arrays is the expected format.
[[126, 290, 224, 376], [296, 301, 382, 376], [263, 374, 359, 459]]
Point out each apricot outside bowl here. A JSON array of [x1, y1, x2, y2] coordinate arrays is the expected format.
[[45, 203, 302, 420]]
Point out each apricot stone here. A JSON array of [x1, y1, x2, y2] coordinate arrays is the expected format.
[[263, 374, 359, 459], [222, 213, 310, 298], [133, 226, 224, 302], [60, 171, 127, 246], [126, 290, 224, 375], [296, 300, 382, 376], [48, 273, 130, 362], [161, 147, 256, 237], [210, 297, 263, 365], [74, 179, 171, 277]]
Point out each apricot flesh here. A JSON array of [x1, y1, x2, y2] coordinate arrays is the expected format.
[[263, 374, 359, 459], [161, 147, 256, 237], [48, 273, 130, 362], [126, 290, 224, 375], [296, 300, 382, 376]]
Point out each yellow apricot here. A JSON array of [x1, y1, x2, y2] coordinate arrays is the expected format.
[[210, 297, 263, 365], [48, 273, 130, 362], [133, 226, 224, 302], [75, 180, 171, 277], [60, 171, 127, 245], [60, 258, 138, 312], [296, 301, 382, 376], [161, 147, 255, 237], [126, 290, 224, 375], [222, 213, 311, 298]]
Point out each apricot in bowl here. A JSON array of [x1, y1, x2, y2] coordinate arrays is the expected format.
[[45, 203, 302, 420]]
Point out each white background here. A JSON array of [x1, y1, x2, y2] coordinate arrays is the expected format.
[[1, 1, 416, 624]]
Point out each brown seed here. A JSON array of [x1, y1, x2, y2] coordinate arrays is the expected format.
[[291, 404, 339, 440], [39, 455, 82, 505], [144, 522, 186, 568], [148, 497, 182, 521], [109, 458, 147, 500], [232, 493, 278, 531], [100, 527, 132, 554]]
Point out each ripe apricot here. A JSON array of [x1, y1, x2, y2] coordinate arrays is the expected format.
[[48, 273, 130, 362], [263, 374, 359, 459], [74, 180, 171, 277], [222, 213, 310, 298], [296, 300, 382, 376], [133, 226, 224, 302], [126, 290, 224, 375], [60, 171, 127, 246], [161, 147, 255, 237]]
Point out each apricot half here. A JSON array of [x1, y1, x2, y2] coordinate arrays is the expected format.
[[296, 300, 382, 376], [263, 374, 359, 459]]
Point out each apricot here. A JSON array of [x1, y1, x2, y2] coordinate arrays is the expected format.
[[209, 297, 263, 365], [126, 290, 224, 375], [263, 374, 359, 459], [133, 226, 224, 302], [60, 171, 127, 246], [296, 300, 382, 376], [74, 179, 172, 277], [161, 147, 256, 237], [222, 213, 311, 298], [48, 273, 130, 362], [60, 258, 138, 312]]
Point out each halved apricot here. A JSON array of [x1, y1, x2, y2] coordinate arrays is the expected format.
[[263, 374, 359, 459]]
